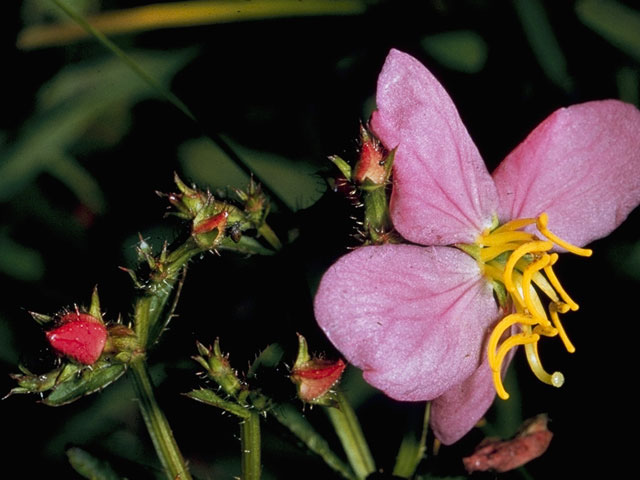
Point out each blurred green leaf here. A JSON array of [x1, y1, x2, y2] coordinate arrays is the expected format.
[[47, 153, 107, 214], [617, 67, 640, 106], [0, 50, 194, 203], [576, 0, 640, 62], [421, 30, 488, 73], [514, 0, 574, 92], [0, 229, 45, 281], [180, 136, 325, 211], [67, 447, 122, 480]]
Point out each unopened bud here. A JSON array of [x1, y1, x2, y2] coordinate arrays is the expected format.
[[353, 125, 387, 186], [46, 313, 107, 365], [291, 334, 346, 405]]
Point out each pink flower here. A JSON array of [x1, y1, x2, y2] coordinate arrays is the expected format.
[[314, 49, 640, 444]]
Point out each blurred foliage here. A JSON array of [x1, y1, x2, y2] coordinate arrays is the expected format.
[[2, 0, 639, 479]]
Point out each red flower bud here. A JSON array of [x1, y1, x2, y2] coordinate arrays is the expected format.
[[291, 358, 346, 403], [353, 127, 387, 185], [46, 313, 107, 365], [193, 211, 229, 235]]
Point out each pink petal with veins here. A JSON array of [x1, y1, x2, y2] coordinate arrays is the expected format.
[[314, 244, 497, 401], [371, 49, 498, 245], [493, 100, 640, 247]]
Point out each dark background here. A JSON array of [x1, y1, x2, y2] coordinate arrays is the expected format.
[[2, 1, 639, 478]]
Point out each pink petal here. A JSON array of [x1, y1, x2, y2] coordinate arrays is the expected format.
[[314, 244, 498, 401], [431, 349, 513, 445], [493, 100, 640, 247], [370, 49, 498, 245]]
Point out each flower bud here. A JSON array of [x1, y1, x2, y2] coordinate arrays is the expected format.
[[46, 312, 107, 365], [353, 125, 388, 186], [290, 334, 346, 405]]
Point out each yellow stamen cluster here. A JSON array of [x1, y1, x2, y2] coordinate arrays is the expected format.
[[477, 213, 591, 400]]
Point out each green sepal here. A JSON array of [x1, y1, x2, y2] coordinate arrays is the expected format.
[[29, 311, 54, 326], [329, 155, 353, 181], [44, 362, 127, 406], [218, 235, 275, 256], [185, 388, 251, 418], [88, 285, 103, 323]]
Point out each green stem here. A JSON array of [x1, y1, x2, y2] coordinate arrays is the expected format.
[[325, 390, 375, 479], [241, 412, 262, 480], [129, 357, 192, 480], [270, 403, 356, 480], [392, 402, 430, 478]]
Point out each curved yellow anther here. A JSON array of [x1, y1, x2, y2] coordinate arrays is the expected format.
[[522, 254, 552, 325], [480, 242, 524, 263], [543, 254, 579, 311], [492, 217, 536, 234], [492, 333, 539, 400], [524, 340, 565, 388], [480, 231, 536, 247], [536, 213, 593, 257], [487, 313, 538, 369], [503, 241, 552, 293], [549, 302, 576, 353]]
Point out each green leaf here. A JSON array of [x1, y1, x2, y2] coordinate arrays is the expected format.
[[0, 49, 193, 203], [67, 447, 122, 480], [421, 30, 488, 73], [44, 362, 127, 406], [47, 152, 107, 214], [180, 136, 325, 212], [576, 0, 640, 62], [247, 343, 284, 379], [513, 0, 574, 92]]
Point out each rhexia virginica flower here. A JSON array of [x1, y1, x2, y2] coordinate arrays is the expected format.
[[314, 49, 640, 444]]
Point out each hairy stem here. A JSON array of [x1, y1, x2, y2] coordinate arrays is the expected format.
[[241, 411, 262, 480], [129, 357, 192, 480]]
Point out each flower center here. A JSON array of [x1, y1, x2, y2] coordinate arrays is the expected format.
[[472, 213, 591, 400]]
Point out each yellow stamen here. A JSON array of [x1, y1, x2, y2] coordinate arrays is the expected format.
[[524, 339, 565, 388], [543, 254, 579, 311], [522, 254, 552, 325], [549, 302, 576, 353], [491, 217, 536, 234], [479, 242, 525, 263], [487, 313, 538, 369], [503, 241, 553, 293], [537, 213, 593, 257], [492, 333, 539, 400], [469, 212, 589, 399]]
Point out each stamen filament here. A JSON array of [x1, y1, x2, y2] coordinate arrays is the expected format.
[[524, 339, 565, 388], [549, 302, 576, 353], [487, 313, 538, 368], [479, 231, 536, 246], [492, 333, 539, 400], [543, 254, 579, 311], [536, 213, 593, 257], [480, 242, 524, 263], [492, 217, 536, 234], [522, 254, 552, 325], [503, 241, 553, 293]]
